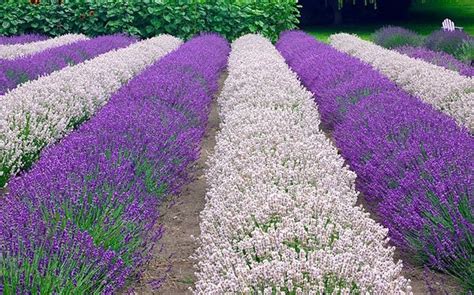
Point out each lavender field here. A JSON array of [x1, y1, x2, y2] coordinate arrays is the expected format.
[[0, 27, 472, 294]]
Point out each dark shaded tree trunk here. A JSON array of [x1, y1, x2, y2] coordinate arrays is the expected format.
[[333, 8, 343, 25]]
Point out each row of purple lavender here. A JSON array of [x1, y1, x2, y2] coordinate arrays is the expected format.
[[276, 31, 473, 290], [0, 34, 229, 293], [395, 45, 473, 77], [0, 34, 48, 45], [0, 35, 136, 95]]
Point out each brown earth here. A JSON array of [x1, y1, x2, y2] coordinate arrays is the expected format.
[[123, 72, 226, 295]]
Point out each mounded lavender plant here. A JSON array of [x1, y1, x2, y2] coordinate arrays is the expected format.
[[0, 34, 229, 293], [277, 30, 474, 290], [0, 34, 136, 95], [396, 45, 474, 77], [372, 26, 423, 49], [425, 29, 472, 58], [0, 34, 48, 45]]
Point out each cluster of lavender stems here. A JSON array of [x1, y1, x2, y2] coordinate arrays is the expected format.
[[0, 34, 48, 45], [0, 34, 136, 95], [0, 33, 229, 293], [276, 30, 473, 291]]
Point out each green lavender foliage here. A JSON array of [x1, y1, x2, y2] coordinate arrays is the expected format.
[[0, 0, 300, 42]]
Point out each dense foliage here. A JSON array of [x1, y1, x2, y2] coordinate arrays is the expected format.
[[0, 0, 299, 42]]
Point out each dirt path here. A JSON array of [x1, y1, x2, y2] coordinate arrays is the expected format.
[[125, 73, 226, 295]]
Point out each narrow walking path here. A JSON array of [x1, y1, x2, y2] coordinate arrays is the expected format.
[[126, 72, 227, 295]]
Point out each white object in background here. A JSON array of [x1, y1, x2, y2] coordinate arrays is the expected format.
[[442, 18, 463, 31]]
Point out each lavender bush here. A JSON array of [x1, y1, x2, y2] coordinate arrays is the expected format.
[[0, 34, 48, 45], [0, 34, 229, 293], [425, 29, 473, 58], [458, 39, 474, 65], [0, 35, 136, 95], [396, 46, 474, 77], [277, 30, 474, 290], [372, 26, 423, 49]]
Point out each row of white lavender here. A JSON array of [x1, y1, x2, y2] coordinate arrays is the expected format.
[[0, 34, 89, 59], [194, 34, 411, 294], [0, 35, 182, 187], [330, 33, 474, 130]]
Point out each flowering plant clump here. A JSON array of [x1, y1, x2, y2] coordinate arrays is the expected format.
[[194, 34, 411, 294], [0, 34, 229, 293], [372, 26, 423, 49], [424, 29, 473, 58], [395, 46, 474, 77], [0, 34, 88, 59], [0, 34, 136, 95], [0, 35, 182, 188], [330, 33, 474, 130], [0, 34, 48, 45], [277, 30, 473, 290]]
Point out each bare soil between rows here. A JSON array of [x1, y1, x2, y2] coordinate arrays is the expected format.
[[123, 72, 226, 295]]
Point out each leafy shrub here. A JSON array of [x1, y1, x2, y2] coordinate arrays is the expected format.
[[456, 39, 474, 65], [372, 26, 423, 49], [0, 0, 300, 42], [425, 29, 473, 59]]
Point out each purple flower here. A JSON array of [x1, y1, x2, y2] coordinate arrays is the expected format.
[[396, 46, 474, 77], [0, 34, 48, 45], [425, 29, 472, 57]]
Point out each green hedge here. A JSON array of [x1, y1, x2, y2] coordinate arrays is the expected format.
[[0, 0, 300, 42]]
